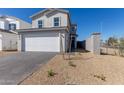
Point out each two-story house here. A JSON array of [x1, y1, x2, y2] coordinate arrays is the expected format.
[[0, 15, 31, 51], [0, 15, 31, 31], [17, 8, 77, 52]]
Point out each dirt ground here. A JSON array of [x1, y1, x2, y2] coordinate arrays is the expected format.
[[0, 51, 17, 56], [21, 52, 124, 85]]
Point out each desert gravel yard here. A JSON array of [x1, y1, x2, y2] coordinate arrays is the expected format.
[[21, 52, 124, 85], [0, 51, 17, 56]]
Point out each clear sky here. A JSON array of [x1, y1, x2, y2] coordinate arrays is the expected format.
[[0, 8, 124, 41]]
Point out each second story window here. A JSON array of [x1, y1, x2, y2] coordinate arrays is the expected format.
[[9, 24, 16, 30], [72, 27, 75, 32], [54, 17, 59, 27], [38, 20, 43, 28]]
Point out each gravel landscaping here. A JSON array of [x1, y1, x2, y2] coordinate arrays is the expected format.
[[0, 51, 17, 56], [21, 52, 124, 85]]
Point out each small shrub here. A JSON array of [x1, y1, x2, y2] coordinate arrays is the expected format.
[[101, 76, 106, 81], [68, 61, 76, 67], [47, 69, 56, 77], [93, 74, 106, 81]]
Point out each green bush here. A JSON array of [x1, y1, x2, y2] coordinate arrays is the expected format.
[[47, 69, 55, 77]]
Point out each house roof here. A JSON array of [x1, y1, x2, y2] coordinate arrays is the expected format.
[[30, 8, 69, 18], [92, 32, 101, 35], [0, 15, 19, 21], [16, 26, 69, 33], [0, 29, 16, 34], [0, 15, 31, 25]]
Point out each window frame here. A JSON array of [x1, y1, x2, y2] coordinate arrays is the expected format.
[[9, 23, 16, 30], [54, 17, 60, 27], [38, 20, 43, 28]]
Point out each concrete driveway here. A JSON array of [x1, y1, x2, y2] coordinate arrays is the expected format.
[[0, 52, 56, 85]]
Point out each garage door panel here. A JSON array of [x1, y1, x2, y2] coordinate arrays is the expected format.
[[25, 36, 60, 52]]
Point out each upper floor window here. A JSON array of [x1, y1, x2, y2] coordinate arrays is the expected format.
[[54, 17, 59, 27], [9, 24, 16, 30], [38, 20, 43, 28], [72, 27, 75, 31]]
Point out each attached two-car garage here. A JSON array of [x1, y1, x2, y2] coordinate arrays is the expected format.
[[18, 31, 60, 52], [25, 36, 60, 52]]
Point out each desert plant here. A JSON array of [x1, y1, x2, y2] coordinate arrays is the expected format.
[[107, 36, 118, 46], [119, 47, 124, 57], [118, 38, 124, 56], [68, 61, 76, 67], [104, 36, 119, 55], [47, 69, 56, 77], [93, 74, 106, 81]]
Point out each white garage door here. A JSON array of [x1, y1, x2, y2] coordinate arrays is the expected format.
[[25, 36, 60, 52]]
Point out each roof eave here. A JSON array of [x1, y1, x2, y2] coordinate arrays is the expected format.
[[29, 8, 49, 18], [30, 8, 69, 19], [16, 27, 69, 33], [0, 29, 17, 34]]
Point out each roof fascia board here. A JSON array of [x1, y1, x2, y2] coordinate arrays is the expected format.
[[30, 8, 69, 19], [16, 27, 68, 33], [29, 8, 50, 18]]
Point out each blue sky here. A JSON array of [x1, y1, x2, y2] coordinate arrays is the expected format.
[[0, 8, 124, 41]]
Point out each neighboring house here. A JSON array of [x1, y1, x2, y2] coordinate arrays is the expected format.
[[0, 15, 31, 31], [17, 8, 77, 52], [0, 29, 17, 51], [0, 15, 31, 51]]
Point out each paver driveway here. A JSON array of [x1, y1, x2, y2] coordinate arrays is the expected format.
[[0, 52, 56, 85]]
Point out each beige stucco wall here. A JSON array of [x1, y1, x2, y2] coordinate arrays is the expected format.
[[17, 34, 22, 51], [0, 31, 17, 51], [32, 12, 68, 28], [93, 34, 100, 54], [86, 33, 100, 55], [86, 37, 93, 52], [19, 19, 31, 29], [59, 30, 70, 52]]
